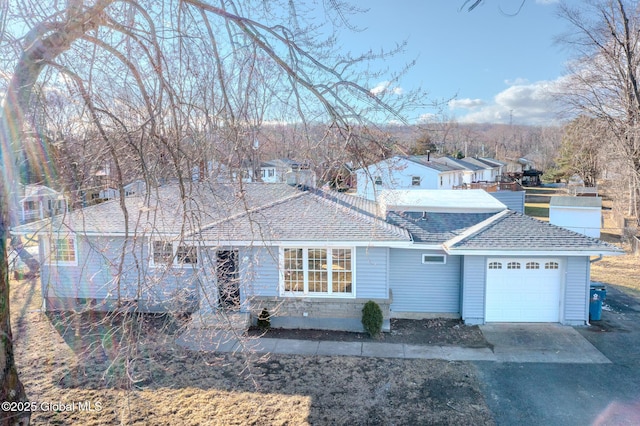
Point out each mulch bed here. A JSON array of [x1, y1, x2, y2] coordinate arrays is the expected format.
[[247, 318, 490, 348]]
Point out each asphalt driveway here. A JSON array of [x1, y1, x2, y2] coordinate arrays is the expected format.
[[474, 285, 640, 425]]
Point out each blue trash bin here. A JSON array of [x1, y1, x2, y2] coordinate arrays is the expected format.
[[589, 285, 606, 321]]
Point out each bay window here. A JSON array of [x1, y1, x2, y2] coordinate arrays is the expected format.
[[282, 247, 353, 296]]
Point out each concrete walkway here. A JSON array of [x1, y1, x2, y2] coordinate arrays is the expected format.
[[176, 324, 611, 363]]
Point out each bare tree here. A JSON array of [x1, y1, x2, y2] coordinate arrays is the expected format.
[[551, 115, 605, 186], [0, 1, 426, 423], [556, 0, 640, 217]]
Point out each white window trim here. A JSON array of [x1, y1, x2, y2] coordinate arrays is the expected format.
[[279, 247, 356, 298], [422, 254, 446, 264], [47, 234, 78, 266], [149, 240, 199, 268]]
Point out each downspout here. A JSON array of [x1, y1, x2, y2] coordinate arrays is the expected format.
[[590, 254, 603, 264]]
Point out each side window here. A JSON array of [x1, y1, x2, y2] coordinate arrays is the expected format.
[[153, 241, 173, 264]]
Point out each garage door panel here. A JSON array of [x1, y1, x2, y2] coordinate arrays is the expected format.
[[486, 258, 562, 323]]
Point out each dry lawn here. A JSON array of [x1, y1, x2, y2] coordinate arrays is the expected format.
[[591, 247, 640, 299], [595, 204, 639, 298], [9, 277, 493, 425]]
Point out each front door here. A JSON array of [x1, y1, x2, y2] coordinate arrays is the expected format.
[[217, 250, 240, 309]]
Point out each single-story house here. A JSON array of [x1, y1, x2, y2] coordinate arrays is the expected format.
[[433, 156, 486, 184], [11, 182, 622, 332], [459, 157, 506, 182], [354, 155, 464, 200]]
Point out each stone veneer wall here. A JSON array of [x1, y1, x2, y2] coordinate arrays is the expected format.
[[250, 296, 391, 332]]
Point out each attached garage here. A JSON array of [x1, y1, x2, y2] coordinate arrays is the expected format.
[[485, 258, 563, 322]]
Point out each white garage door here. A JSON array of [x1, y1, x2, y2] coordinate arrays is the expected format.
[[485, 258, 563, 322]]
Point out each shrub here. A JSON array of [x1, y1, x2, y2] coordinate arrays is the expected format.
[[257, 308, 271, 330], [361, 301, 383, 338]]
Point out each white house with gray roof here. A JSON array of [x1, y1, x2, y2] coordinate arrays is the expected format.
[[354, 155, 464, 200], [12, 182, 622, 332]]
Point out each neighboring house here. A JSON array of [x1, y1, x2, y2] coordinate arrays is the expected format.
[[355, 155, 523, 212], [433, 156, 486, 184], [19, 184, 68, 224], [354, 155, 464, 200], [549, 196, 603, 238], [98, 180, 147, 201], [238, 158, 316, 187], [12, 183, 622, 333], [460, 157, 506, 182]]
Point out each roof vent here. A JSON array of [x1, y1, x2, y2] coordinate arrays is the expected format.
[[420, 211, 428, 221]]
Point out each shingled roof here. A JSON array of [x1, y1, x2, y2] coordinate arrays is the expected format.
[[386, 211, 496, 244], [12, 183, 303, 236], [12, 182, 622, 255], [193, 191, 410, 243], [445, 210, 623, 254], [13, 183, 409, 244]]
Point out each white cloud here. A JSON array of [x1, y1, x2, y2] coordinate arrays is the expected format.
[[417, 113, 439, 123], [370, 81, 404, 96], [452, 79, 563, 125], [448, 98, 485, 109], [504, 77, 529, 86]]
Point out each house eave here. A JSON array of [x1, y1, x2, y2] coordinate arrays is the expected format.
[[443, 248, 625, 257], [191, 239, 412, 247]]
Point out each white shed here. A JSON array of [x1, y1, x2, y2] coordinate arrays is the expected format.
[[549, 196, 602, 238]]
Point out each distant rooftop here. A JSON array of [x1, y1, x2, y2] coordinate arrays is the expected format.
[[379, 189, 507, 214], [550, 196, 602, 208]]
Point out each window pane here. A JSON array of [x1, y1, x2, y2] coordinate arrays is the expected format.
[[54, 238, 75, 262], [308, 249, 328, 292], [153, 241, 173, 264], [284, 249, 304, 292], [332, 249, 352, 293], [177, 245, 197, 264]]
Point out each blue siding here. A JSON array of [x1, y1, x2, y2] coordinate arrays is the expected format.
[[564, 256, 590, 324], [355, 247, 388, 299], [42, 235, 197, 310], [389, 249, 461, 313], [243, 247, 279, 297], [490, 191, 525, 213], [461, 256, 486, 323]]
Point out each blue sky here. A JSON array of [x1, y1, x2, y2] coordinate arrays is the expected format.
[[339, 0, 572, 125]]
